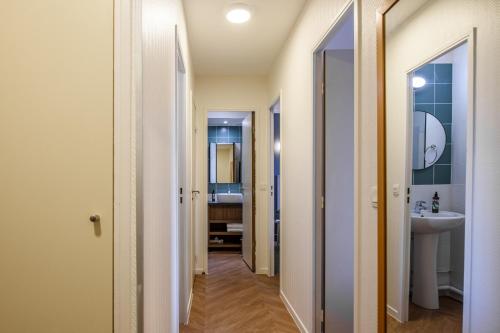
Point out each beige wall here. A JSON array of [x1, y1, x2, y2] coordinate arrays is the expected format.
[[268, 0, 383, 331], [194, 75, 270, 275]]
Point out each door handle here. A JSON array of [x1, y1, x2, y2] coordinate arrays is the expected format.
[[89, 214, 101, 223]]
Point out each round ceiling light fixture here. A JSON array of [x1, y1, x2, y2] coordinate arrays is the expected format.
[[223, 120, 228, 124], [226, 3, 252, 24]]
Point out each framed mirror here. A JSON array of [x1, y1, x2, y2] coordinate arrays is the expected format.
[[377, 0, 484, 332], [412, 111, 446, 170], [209, 142, 241, 183]]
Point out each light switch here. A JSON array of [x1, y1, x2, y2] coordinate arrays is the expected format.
[[393, 184, 400, 197], [371, 186, 378, 208]]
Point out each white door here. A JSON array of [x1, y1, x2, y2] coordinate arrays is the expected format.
[[241, 113, 255, 271], [176, 49, 190, 324], [0, 1, 114, 332]]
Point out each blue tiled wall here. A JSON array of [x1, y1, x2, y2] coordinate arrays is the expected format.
[[412, 63, 453, 185], [208, 126, 242, 193]]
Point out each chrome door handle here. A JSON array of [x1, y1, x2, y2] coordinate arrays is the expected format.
[[89, 214, 101, 223]]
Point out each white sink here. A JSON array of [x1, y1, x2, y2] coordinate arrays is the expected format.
[[411, 211, 465, 234], [216, 193, 243, 203], [411, 210, 465, 310]]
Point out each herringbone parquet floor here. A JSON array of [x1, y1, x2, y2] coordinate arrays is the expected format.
[[180, 253, 299, 333]]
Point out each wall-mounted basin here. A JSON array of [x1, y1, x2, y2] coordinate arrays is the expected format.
[[216, 193, 243, 203], [411, 211, 465, 234], [411, 210, 465, 310]]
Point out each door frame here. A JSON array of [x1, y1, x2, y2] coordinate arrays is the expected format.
[[268, 94, 282, 277], [114, 0, 141, 332], [376, 0, 477, 330], [312, 1, 358, 332], [202, 108, 256, 274], [175, 30, 190, 325]]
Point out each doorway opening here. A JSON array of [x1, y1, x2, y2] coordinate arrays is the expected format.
[[314, 3, 355, 332], [269, 99, 281, 278], [206, 111, 255, 273], [385, 41, 469, 332]]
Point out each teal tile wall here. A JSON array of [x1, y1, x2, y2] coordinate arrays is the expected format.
[[413, 63, 453, 185], [208, 126, 242, 193]]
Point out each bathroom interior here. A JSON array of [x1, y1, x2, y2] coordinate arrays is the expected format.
[[407, 43, 468, 325], [206, 111, 256, 271], [385, 1, 470, 330]]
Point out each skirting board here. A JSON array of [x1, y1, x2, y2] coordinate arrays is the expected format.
[[194, 268, 204, 275], [280, 290, 309, 333], [386, 304, 401, 323], [256, 267, 269, 275], [185, 291, 193, 325]]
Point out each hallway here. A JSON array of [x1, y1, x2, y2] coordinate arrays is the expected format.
[[181, 254, 298, 332]]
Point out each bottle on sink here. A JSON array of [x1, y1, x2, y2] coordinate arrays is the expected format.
[[211, 189, 216, 202], [432, 192, 440, 213]]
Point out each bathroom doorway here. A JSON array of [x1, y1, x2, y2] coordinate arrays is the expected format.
[[385, 41, 470, 331], [314, 3, 355, 332], [269, 97, 281, 277], [206, 111, 255, 272]]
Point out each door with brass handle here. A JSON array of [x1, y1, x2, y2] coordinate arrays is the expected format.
[[89, 214, 101, 223]]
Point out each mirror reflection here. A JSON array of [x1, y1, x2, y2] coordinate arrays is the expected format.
[[209, 142, 241, 183], [412, 111, 446, 170], [384, 0, 472, 331]]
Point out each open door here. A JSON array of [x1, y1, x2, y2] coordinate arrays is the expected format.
[[176, 38, 190, 325], [242, 112, 256, 271]]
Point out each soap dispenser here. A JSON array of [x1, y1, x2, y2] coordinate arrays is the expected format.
[[432, 192, 440, 213]]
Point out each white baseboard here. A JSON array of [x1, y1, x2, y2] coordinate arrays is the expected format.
[[386, 304, 401, 323], [185, 290, 193, 325], [194, 268, 204, 275], [280, 291, 309, 333], [256, 267, 269, 275]]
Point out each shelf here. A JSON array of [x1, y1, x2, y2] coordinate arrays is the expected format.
[[209, 231, 242, 236], [208, 243, 242, 248], [209, 220, 242, 224]]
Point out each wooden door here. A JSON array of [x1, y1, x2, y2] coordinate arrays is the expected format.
[[241, 113, 255, 271], [0, 1, 114, 332]]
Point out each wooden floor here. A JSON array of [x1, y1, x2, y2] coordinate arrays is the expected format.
[[387, 296, 463, 333], [180, 253, 298, 333]]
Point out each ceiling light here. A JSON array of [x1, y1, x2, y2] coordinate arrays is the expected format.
[[223, 120, 228, 124], [412, 76, 426, 88], [226, 4, 252, 24]]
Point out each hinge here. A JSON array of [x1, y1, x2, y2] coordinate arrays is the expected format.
[[321, 82, 325, 95], [321, 196, 325, 209]]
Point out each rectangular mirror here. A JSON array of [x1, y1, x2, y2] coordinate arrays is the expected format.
[[376, 0, 494, 332], [209, 142, 241, 184]]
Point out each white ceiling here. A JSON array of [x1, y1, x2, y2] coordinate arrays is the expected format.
[[183, 0, 307, 75]]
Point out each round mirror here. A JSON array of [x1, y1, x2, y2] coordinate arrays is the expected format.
[[412, 111, 446, 170]]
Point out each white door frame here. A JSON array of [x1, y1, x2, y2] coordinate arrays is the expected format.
[[114, 0, 140, 332], [312, 1, 357, 331], [176, 29, 190, 325], [268, 94, 282, 278], [399, 32, 476, 329]]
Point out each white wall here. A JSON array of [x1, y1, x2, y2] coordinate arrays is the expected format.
[[193, 75, 270, 275], [268, 0, 382, 331], [385, 1, 500, 331], [141, 0, 194, 331]]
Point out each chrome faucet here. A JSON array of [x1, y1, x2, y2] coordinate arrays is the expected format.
[[415, 200, 428, 214]]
